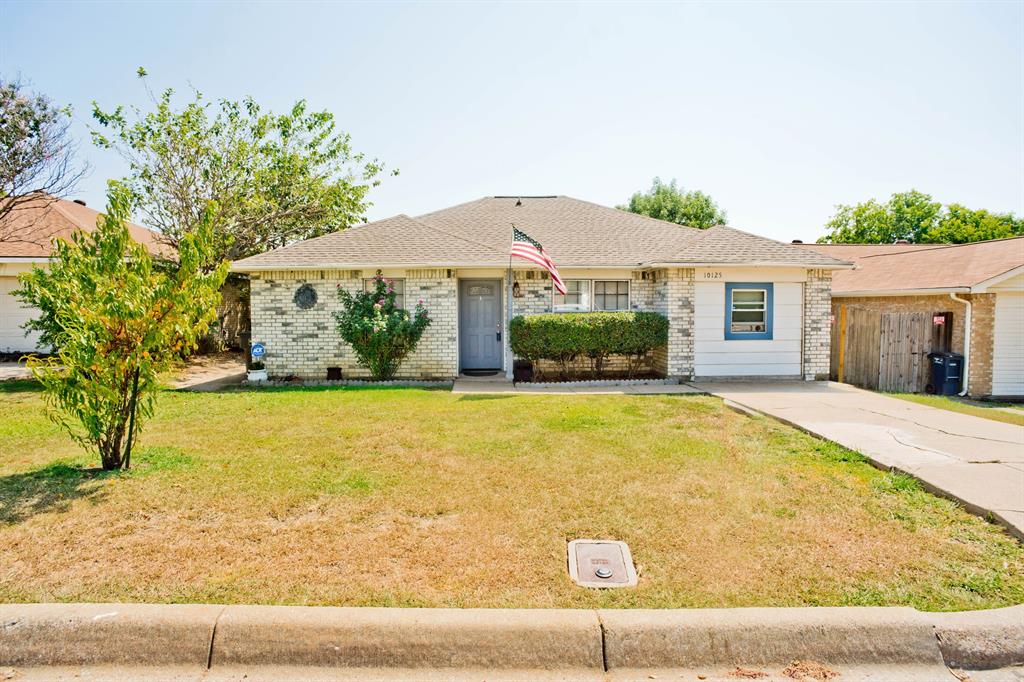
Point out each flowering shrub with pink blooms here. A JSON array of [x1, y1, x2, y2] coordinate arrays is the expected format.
[[334, 274, 431, 380]]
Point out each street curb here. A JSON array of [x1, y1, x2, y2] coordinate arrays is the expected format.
[[599, 606, 946, 671], [927, 605, 1024, 670], [0, 603, 222, 668], [211, 606, 603, 671], [1, 603, 1022, 675]]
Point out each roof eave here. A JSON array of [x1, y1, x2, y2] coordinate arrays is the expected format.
[[832, 287, 971, 297], [646, 261, 855, 270], [232, 260, 857, 272], [231, 261, 655, 272], [232, 262, 490, 272], [971, 264, 1024, 292]]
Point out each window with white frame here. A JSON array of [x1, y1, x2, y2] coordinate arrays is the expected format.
[[364, 278, 405, 308], [593, 280, 629, 311], [725, 283, 772, 340], [553, 280, 590, 311]]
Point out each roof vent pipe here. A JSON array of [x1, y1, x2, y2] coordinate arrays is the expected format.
[[791, 239, 803, 244], [515, 197, 522, 207], [73, 199, 86, 206], [950, 292, 972, 396]]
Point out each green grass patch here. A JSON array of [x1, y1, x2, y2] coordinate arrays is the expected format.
[[886, 392, 1024, 427], [1, 386, 1021, 610]]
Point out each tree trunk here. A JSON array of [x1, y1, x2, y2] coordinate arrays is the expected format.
[[123, 368, 141, 470]]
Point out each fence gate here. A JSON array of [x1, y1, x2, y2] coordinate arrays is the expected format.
[[877, 312, 930, 392], [834, 308, 949, 393]]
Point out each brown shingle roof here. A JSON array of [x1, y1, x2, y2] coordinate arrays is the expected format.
[[797, 239, 1024, 293], [0, 195, 169, 259], [232, 214, 507, 268], [664, 225, 852, 266], [232, 196, 851, 270], [415, 196, 703, 266]]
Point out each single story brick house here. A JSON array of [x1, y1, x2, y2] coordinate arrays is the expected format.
[[231, 196, 852, 381], [0, 194, 167, 354], [798, 238, 1024, 397]]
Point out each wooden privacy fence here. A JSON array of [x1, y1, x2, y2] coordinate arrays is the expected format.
[[832, 307, 952, 392]]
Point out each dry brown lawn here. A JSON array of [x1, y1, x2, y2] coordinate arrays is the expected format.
[[1, 381, 1021, 610]]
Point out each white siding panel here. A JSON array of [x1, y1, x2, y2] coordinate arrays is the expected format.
[[696, 363, 801, 377], [694, 339, 801, 353], [695, 351, 802, 365], [992, 292, 1024, 396], [694, 326, 802, 342], [0, 276, 44, 353], [693, 281, 802, 378]]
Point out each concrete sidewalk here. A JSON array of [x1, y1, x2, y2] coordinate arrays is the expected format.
[[694, 381, 1024, 539], [0, 362, 32, 381], [2, 602, 1021, 680]]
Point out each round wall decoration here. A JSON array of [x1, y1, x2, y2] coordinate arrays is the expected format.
[[294, 284, 318, 310]]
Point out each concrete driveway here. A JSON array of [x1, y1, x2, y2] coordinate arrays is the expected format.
[[692, 381, 1024, 540]]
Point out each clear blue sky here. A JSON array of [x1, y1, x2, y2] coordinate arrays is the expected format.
[[2, 1, 1021, 243]]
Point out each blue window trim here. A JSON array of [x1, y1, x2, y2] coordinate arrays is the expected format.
[[724, 282, 773, 340]]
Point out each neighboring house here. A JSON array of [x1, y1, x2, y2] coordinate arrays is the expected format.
[[0, 194, 167, 354], [797, 238, 1024, 398], [232, 195, 851, 382]]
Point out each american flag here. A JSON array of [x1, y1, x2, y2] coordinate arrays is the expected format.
[[510, 226, 567, 295]]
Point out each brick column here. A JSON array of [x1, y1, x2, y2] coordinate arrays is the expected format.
[[966, 293, 995, 396], [802, 269, 832, 381], [664, 268, 695, 379], [404, 269, 458, 380]]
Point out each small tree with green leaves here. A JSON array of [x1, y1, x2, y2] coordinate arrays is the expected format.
[[334, 274, 430, 380], [15, 184, 228, 470]]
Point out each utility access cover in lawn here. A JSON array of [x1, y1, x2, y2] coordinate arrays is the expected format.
[[568, 539, 638, 588]]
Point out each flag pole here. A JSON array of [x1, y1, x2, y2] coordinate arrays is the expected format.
[[506, 224, 515, 381]]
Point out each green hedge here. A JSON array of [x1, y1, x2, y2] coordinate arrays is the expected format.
[[509, 311, 669, 379]]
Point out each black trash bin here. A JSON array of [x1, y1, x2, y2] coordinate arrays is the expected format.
[[926, 352, 964, 395]]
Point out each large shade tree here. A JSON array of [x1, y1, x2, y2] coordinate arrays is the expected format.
[[819, 190, 1023, 244], [619, 177, 727, 229], [91, 69, 396, 261], [15, 183, 228, 470]]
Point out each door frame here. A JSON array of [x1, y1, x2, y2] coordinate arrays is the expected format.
[[457, 278, 504, 372]]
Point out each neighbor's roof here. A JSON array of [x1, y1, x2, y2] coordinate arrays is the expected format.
[[232, 196, 850, 271], [0, 194, 169, 259], [797, 238, 1024, 294]]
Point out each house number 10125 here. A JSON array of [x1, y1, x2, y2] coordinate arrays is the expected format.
[[704, 272, 722, 279]]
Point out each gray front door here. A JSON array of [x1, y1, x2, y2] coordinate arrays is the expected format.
[[459, 279, 503, 370]]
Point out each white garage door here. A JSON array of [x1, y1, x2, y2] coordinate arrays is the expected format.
[[992, 292, 1024, 396], [0, 276, 43, 353]]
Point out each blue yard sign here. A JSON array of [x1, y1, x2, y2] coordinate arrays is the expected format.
[[251, 343, 266, 358]]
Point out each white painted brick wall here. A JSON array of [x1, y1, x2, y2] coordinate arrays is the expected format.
[[250, 269, 457, 380]]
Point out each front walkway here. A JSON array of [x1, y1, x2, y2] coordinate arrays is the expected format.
[[171, 352, 246, 392], [453, 375, 703, 395], [693, 381, 1024, 540]]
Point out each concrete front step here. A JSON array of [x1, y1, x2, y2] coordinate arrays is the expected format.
[[1, 604, 1021, 679]]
